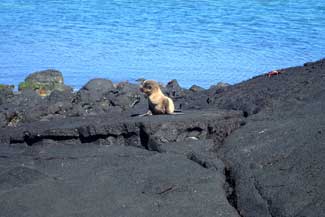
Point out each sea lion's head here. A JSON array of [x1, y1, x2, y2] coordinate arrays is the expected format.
[[140, 80, 160, 96]]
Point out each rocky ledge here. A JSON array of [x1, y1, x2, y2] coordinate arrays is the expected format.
[[0, 59, 324, 217]]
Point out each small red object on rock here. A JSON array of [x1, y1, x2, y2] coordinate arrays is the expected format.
[[267, 70, 281, 78]]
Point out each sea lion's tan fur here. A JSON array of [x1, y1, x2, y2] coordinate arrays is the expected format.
[[140, 80, 175, 115]]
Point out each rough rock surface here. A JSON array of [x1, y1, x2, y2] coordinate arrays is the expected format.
[[25, 69, 64, 84], [0, 110, 243, 217], [0, 59, 325, 217], [0, 85, 14, 105], [221, 100, 325, 217], [216, 59, 325, 217], [18, 69, 72, 95], [77, 78, 114, 102], [0, 144, 239, 217], [0, 110, 243, 149]]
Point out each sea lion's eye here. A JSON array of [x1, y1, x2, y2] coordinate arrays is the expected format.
[[147, 85, 152, 90]]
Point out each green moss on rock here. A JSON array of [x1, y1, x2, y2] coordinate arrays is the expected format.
[[0, 84, 14, 90], [18, 81, 44, 91], [18, 69, 72, 96]]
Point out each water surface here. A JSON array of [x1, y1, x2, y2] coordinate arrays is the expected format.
[[0, 0, 324, 88]]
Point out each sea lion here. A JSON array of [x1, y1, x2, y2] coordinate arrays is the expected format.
[[139, 80, 182, 116]]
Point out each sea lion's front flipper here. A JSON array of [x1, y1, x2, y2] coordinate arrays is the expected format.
[[136, 110, 153, 117]]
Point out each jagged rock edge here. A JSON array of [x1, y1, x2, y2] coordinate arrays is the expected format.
[[8, 115, 247, 216]]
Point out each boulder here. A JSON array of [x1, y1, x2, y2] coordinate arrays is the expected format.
[[82, 78, 114, 93], [189, 84, 205, 92], [14, 88, 43, 106], [103, 81, 147, 113], [18, 69, 72, 96], [135, 77, 146, 84], [24, 69, 63, 84], [0, 84, 14, 105], [48, 89, 74, 104], [210, 82, 230, 90], [76, 78, 114, 103], [165, 79, 185, 98], [73, 78, 116, 115], [73, 79, 147, 116]]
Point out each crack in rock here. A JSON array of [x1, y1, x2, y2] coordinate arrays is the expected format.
[[253, 178, 275, 217]]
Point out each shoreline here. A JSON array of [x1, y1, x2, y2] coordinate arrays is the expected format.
[[0, 58, 321, 94], [1, 58, 322, 92]]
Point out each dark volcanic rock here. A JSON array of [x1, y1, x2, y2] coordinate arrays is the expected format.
[[0, 109, 243, 148], [189, 84, 205, 92], [74, 80, 147, 116], [165, 79, 186, 98], [18, 69, 72, 95], [83, 78, 114, 92], [0, 144, 239, 217], [78, 78, 114, 101], [0, 89, 45, 126], [221, 100, 325, 217], [45, 90, 76, 118], [104, 81, 147, 113], [219, 59, 325, 217], [0, 110, 243, 217], [73, 78, 115, 116], [211, 59, 325, 116], [0, 84, 14, 105], [24, 69, 63, 84], [209, 82, 230, 91], [0, 88, 77, 127], [48, 89, 75, 105], [0, 112, 6, 128], [0, 59, 325, 217]]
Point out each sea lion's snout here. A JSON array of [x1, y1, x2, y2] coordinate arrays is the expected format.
[[140, 81, 153, 95]]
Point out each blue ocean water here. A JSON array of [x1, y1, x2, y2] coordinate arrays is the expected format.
[[0, 0, 324, 89]]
